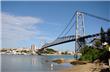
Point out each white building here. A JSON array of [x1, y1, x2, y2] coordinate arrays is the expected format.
[[31, 44, 36, 51]]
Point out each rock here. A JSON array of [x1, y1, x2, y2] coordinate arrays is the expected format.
[[52, 58, 65, 64], [70, 60, 88, 65]]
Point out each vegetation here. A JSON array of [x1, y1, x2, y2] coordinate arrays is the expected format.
[[0, 49, 7, 52], [100, 27, 106, 43], [61, 51, 69, 55], [79, 28, 110, 62], [79, 46, 107, 62], [41, 48, 57, 54], [21, 50, 31, 54], [107, 28, 110, 45]]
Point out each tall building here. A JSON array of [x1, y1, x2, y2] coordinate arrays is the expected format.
[[31, 44, 36, 51], [31, 44, 36, 54]]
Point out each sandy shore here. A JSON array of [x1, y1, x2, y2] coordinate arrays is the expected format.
[[59, 63, 109, 72], [50, 58, 109, 72]]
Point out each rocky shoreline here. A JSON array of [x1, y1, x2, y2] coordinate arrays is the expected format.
[[59, 63, 109, 72], [50, 58, 109, 72]]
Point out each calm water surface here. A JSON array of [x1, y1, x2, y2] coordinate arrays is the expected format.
[[1, 54, 75, 72]]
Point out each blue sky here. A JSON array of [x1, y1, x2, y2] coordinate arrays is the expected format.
[[1, 1, 110, 51]]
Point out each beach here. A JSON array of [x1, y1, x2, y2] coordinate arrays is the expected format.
[[59, 62, 109, 72]]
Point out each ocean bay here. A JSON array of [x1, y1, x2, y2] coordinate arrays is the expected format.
[[1, 54, 74, 72]]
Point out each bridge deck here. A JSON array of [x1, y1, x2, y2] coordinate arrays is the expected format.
[[41, 32, 107, 49]]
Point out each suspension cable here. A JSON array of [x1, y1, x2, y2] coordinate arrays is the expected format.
[[57, 11, 77, 38], [64, 21, 76, 36], [57, 11, 110, 38], [80, 11, 110, 22]]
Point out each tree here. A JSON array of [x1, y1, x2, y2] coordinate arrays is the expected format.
[[100, 27, 106, 43], [42, 48, 57, 54], [107, 28, 110, 45], [93, 39, 101, 48], [80, 46, 107, 62]]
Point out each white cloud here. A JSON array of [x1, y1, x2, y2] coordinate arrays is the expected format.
[[1, 12, 43, 48]]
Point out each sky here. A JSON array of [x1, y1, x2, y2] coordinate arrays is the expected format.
[[1, 1, 110, 51]]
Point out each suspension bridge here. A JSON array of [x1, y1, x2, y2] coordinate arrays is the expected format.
[[39, 11, 110, 53]]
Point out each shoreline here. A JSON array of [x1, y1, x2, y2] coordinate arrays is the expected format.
[[0, 53, 75, 56], [59, 63, 94, 72], [50, 58, 109, 72], [58, 62, 109, 72]]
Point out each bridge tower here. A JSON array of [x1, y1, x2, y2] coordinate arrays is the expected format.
[[75, 11, 85, 53]]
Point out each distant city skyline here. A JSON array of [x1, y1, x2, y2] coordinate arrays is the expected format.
[[1, 1, 110, 51]]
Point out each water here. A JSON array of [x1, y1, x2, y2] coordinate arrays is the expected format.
[[1, 54, 75, 72]]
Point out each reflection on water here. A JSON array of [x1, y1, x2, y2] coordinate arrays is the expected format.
[[51, 63, 54, 70], [1, 55, 73, 72], [31, 57, 36, 65]]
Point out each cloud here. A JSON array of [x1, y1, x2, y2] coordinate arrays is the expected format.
[[1, 12, 43, 48]]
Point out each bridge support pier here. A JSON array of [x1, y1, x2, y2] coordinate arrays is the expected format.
[[75, 11, 85, 53]]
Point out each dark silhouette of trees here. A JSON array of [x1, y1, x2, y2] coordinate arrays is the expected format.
[[107, 28, 110, 45], [100, 27, 106, 44]]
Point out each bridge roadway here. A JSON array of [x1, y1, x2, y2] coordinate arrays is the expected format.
[[40, 32, 107, 50]]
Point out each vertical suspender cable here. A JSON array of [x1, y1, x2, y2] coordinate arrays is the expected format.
[[57, 11, 77, 38]]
